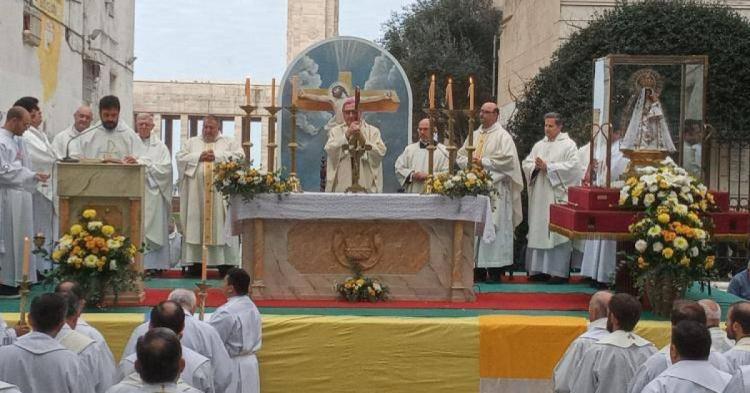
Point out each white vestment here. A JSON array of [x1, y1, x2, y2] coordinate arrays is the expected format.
[[683, 142, 703, 179], [138, 137, 173, 270], [456, 122, 524, 268], [0, 381, 19, 393], [723, 337, 750, 371], [571, 330, 657, 393], [570, 143, 591, 268], [522, 132, 579, 277], [394, 142, 449, 193], [169, 229, 183, 268], [76, 317, 117, 367], [209, 295, 262, 393], [122, 312, 236, 393], [118, 345, 213, 393], [621, 89, 676, 152], [57, 323, 115, 393], [176, 136, 243, 266], [0, 331, 91, 393], [628, 345, 731, 393], [0, 128, 37, 286], [106, 374, 201, 393], [640, 360, 731, 393], [22, 126, 58, 272], [0, 316, 16, 346], [52, 125, 80, 158], [324, 121, 387, 193], [724, 364, 750, 393], [709, 326, 734, 353], [72, 121, 143, 161], [580, 140, 630, 283], [553, 318, 609, 393]]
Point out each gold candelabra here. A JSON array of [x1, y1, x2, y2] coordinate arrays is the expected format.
[[239, 104, 256, 166], [423, 108, 440, 175]]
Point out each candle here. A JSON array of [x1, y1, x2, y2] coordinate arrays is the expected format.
[[291, 76, 299, 106], [446, 77, 454, 110], [469, 76, 475, 111], [271, 78, 276, 107], [244, 78, 251, 105], [201, 245, 208, 282], [428, 74, 436, 110], [22, 237, 30, 278]]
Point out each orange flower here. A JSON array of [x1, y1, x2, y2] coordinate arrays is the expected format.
[[662, 231, 677, 242]]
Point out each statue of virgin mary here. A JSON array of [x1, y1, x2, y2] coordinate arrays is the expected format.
[[620, 70, 676, 153]]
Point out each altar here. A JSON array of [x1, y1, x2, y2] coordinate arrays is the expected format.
[[227, 193, 494, 302]]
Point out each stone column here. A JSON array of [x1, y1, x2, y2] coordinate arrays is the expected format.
[[286, 0, 339, 63], [152, 113, 162, 140], [179, 114, 189, 142]]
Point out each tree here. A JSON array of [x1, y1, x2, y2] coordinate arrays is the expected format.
[[379, 0, 501, 141]]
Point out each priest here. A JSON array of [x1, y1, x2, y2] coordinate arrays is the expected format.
[[698, 299, 734, 353], [324, 97, 387, 192], [553, 291, 612, 393], [723, 301, 750, 369], [394, 118, 449, 193], [725, 364, 750, 393], [522, 113, 579, 284], [134, 114, 173, 271], [0, 107, 48, 297], [457, 102, 523, 282], [570, 293, 657, 393], [71, 95, 142, 162], [52, 105, 93, 157], [14, 97, 58, 274], [176, 115, 243, 269]]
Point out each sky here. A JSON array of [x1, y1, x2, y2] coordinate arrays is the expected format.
[[134, 0, 416, 83]]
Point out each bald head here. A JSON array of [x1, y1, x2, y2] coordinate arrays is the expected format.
[[3, 106, 31, 135], [149, 300, 185, 335], [589, 291, 612, 321], [728, 301, 750, 340], [168, 289, 197, 313], [479, 102, 499, 128], [73, 105, 93, 132], [698, 299, 722, 327], [671, 300, 706, 326], [417, 118, 431, 143]]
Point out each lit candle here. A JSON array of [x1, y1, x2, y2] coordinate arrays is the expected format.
[[291, 76, 299, 106], [446, 77, 454, 110], [201, 245, 208, 282], [428, 74, 436, 110], [469, 76, 475, 111], [22, 237, 30, 278], [245, 78, 251, 105], [271, 78, 276, 107]]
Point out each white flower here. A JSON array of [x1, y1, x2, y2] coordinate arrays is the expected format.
[[648, 184, 658, 193], [653, 242, 664, 252], [109, 260, 118, 270], [632, 197, 639, 205], [644, 194, 656, 207], [107, 239, 123, 250], [635, 240, 648, 253], [657, 191, 667, 198], [238, 176, 248, 185], [689, 247, 699, 257], [444, 180, 454, 189], [87, 221, 103, 230], [223, 179, 231, 186], [681, 186, 691, 194], [674, 204, 688, 215], [373, 282, 382, 292], [648, 226, 662, 237], [452, 175, 461, 183], [466, 173, 477, 181], [67, 256, 81, 265]]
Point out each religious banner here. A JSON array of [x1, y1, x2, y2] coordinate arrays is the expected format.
[[280, 36, 412, 192]]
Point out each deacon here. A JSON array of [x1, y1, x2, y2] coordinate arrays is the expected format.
[[553, 291, 612, 393], [52, 105, 94, 157], [55, 280, 116, 364], [324, 97, 387, 192], [0, 293, 90, 393], [0, 107, 48, 297], [570, 293, 657, 393], [209, 268, 262, 393], [107, 328, 201, 393], [394, 118, 449, 193], [725, 365, 750, 393], [15, 97, 58, 273], [457, 102, 524, 282], [723, 301, 750, 369], [116, 301, 214, 393], [699, 299, 734, 353], [72, 95, 142, 162], [627, 301, 731, 393], [121, 289, 235, 392], [134, 114, 173, 271], [56, 292, 114, 393], [176, 115, 243, 270], [640, 320, 731, 393], [580, 128, 630, 286], [522, 112, 579, 284]]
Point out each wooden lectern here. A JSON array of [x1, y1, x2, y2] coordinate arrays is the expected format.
[[56, 162, 145, 305]]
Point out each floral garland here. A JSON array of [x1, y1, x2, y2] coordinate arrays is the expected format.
[[619, 163, 717, 304], [334, 261, 389, 302], [47, 209, 140, 306], [214, 157, 298, 201], [423, 166, 497, 200]]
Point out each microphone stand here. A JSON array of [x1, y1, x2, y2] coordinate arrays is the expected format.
[[60, 122, 101, 163]]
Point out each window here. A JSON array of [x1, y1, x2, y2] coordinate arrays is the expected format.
[[105, 0, 115, 17], [22, 6, 41, 46]]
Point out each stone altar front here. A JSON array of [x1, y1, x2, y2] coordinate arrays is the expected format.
[[228, 193, 494, 302]]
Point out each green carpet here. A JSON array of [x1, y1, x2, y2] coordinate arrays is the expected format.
[[476, 282, 597, 294]]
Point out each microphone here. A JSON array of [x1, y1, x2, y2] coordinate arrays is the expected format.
[[60, 122, 101, 163]]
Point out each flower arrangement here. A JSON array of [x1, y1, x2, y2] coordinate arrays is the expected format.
[[334, 262, 389, 302], [423, 166, 497, 200], [619, 162, 717, 316], [47, 209, 140, 306], [213, 157, 298, 201]]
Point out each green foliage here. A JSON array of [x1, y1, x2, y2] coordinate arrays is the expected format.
[[379, 0, 501, 140], [508, 0, 750, 157]]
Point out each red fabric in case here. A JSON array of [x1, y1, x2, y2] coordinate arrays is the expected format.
[[567, 186, 621, 211]]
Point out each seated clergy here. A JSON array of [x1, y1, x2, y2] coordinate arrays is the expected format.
[[641, 320, 731, 393], [553, 291, 612, 393], [324, 97, 386, 193], [394, 118, 449, 193]]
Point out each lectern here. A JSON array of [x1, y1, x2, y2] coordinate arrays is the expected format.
[[56, 162, 145, 305]]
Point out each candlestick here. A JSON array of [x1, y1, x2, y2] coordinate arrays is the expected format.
[[201, 245, 208, 282], [469, 76, 475, 111], [429, 74, 436, 110], [271, 78, 276, 106], [446, 77, 454, 110], [22, 237, 30, 277], [291, 76, 299, 106], [245, 78, 251, 105]]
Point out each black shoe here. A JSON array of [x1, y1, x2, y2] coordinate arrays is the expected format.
[[474, 268, 488, 283], [547, 276, 569, 285], [487, 268, 503, 283], [0, 285, 20, 299], [528, 273, 550, 282]]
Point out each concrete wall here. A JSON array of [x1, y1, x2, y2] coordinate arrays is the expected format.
[[0, 0, 135, 136], [286, 0, 339, 63]]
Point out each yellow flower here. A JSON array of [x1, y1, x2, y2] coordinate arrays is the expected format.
[[659, 180, 669, 189], [673, 236, 689, 251], [82, 209, 97, 219], [70, 224, 83, 235], [84, 254, 99, 268], [657, 213, 670, 224], [355, 278, 365, 287], [101, 225, 115, 237], [662, 248, 674, 259], [51, 250, 63, 262], [637, 257, 648, 269], [368, 287, 376, 296], [626, 177, 638, 187], [679, 256, 691, 267], [647, 226, 662, 237], [705, 255, 715, 270]]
